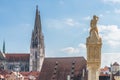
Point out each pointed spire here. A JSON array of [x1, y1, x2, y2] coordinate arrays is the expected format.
[[34, 5, 42, 34], [3, 40, 5, 53], [31, 5, 43, 48], [36, 5, 38, 10]]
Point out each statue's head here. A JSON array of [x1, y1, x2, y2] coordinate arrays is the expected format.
[[93, 15, 99, 20]]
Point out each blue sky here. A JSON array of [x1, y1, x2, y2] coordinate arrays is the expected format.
[[1, 0, 120, 67]]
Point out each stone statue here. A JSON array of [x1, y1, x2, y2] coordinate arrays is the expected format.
[[90, 15, 99, 34], [86, 15, 102, 80]]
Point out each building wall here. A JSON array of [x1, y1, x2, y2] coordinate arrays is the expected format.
[[114, 76, 120, 80], [6, 61, 29, 72], [112, 66, 120, 74], [0, 60, 6, 69]]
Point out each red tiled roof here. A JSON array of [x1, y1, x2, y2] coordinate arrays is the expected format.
[[20, 71, 39, 76], [39, 57, 87, 80], [20, 71, 40, 80], [100, 66, 110, 72], [5, 53, 30, 61], [100, 66, 110, 77], [0, 69, 11, 78]]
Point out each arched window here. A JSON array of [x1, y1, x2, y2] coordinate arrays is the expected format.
[[34, 37, 38, 48], [35, 52, 37, 59]]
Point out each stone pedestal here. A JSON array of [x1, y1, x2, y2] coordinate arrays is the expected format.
[[88, 67, 100, 80]]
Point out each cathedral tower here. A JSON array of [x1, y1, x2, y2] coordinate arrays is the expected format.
[[29, 6, 45, 71], [86, 15, 102, 80]]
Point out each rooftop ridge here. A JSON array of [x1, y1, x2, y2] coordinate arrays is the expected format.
[[45, 56, 85, 59], [5, 53, 30, 54]]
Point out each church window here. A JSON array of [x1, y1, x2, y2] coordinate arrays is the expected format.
[[0, 63, 4, 69], [32, 41, 35, 48], [35, 52, 37, 59], [35, 26, 38, 34], [34, 37, 38, 48], [25, 64, 29, 71]]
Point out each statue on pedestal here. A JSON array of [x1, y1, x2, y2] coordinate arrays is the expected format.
[[90, 15, 99, 35], [86, 15, 102, 80]]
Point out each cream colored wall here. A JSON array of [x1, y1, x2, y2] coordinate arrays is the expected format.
[[112, 66, 120, 74], [114, 76, 120, 80]]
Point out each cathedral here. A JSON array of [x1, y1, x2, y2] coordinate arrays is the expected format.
[[0, 6, 104, 80], [0, 6, 45, 72]]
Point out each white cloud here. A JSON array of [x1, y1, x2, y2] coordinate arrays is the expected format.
[[46, 18, 81, 29], [114, 9, 120, 14], [107, 40, 120, 46], [61, 47, 80, 54], [103, 0, 120, 4], [99, 14, 104, 17], [78, 43, 86, 49], [98, 25, 120, 47], [46, 19, 63, 29], [61, 43, 86, 55], [83, 16, 91, 21], [64, 18, 80, 26], [102, 53, 120, 67]]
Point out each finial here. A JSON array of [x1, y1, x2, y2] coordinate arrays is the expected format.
[[36, 5, 38, 10]]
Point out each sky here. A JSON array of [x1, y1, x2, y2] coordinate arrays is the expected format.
[[0, 0, 120, 67]]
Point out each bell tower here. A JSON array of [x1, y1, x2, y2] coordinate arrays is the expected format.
[[86, 15, 102, 80], [29, 6, 45, 71]]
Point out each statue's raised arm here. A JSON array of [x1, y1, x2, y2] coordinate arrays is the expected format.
[[90, 15, 99, 34]]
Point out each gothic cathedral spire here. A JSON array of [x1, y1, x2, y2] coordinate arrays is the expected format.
[[29, 5, 45, 71], [31, 5, 43, 48], [34, 5, 42, 36]]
